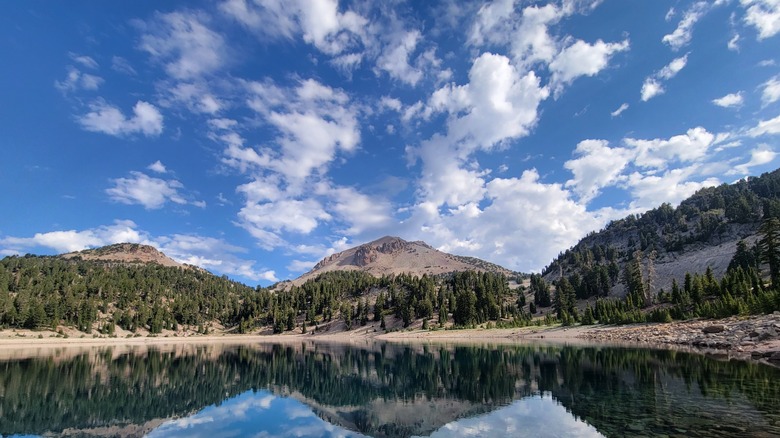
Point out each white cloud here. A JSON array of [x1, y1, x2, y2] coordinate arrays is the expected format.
[[427, 52, 549, 152], [729, 144, 778, 175], [626, 167, 720, 210], [728, 33, 741, 50], [162, 82, 223, 114], [405, 169, 614, 273], [55, 66, 103, 93], [564, 139, 631, 202], [468, 0, 516, 46], [242, 78, 359, 181], [641, 78, 664, 101], [411, 53, 549, 208], [741, 0, 780, 39], [221, 0, 368, 56], [761, 76, 780, 105], [712, 92, 744, 108], [549, 39, 629, 89], [111, 56, 137, 75], [137, 11, 227, 80], [380, 96, 403, 112], [663, 1, 710, 50], [237, 198, 331, 249], [657, 54, 689, 79], [147, 160, 168, 173], [155, 234, 278, 282], [69, 53, 99, 69], [611, 103, 629, 117], [640, 55, 689, 102], [323, 185, 393, 236], [626, 127, 716, 169], [510, 3, 565, 68], [78, 100, 164, 137], [0, 220, 144, 254], [375, 30, 423, 85], [106, 171, 200, 210], [749, 113, 780, 136]]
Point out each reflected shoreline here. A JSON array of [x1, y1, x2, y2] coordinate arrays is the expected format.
[[1, 339, 779, 437]]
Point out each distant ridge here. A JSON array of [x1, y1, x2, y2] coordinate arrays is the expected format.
[[291, 236, 514, 285], [60, 243, 183, 268]]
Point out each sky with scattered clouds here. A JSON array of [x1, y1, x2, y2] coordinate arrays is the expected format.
[[2, 0, 780, 285]]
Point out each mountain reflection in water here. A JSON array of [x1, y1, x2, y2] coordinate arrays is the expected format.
[[0, 341, 778, 437]]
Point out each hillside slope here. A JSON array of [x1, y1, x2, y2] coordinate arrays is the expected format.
[[60, 243, 183, 267], [542, 168, 780, 297]]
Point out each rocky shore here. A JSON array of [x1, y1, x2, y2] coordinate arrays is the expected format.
[[578, 312, 780, 366]]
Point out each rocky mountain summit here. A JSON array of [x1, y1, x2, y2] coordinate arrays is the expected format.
[[60, 243, 183, 268], [294, 236, 514, 285]]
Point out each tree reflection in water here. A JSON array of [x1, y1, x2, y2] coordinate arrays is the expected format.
[[1, 341, 778, 437]]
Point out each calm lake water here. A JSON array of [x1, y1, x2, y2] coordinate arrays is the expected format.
[[0, 341, 779, 438]]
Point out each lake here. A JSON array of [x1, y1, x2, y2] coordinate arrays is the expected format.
[[1, 340, 778, 437]]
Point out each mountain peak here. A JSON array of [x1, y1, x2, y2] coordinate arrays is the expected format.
[[60, 243, 182, 267], [294, 236, 513, 285]]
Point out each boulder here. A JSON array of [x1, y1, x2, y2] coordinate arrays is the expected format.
[[702, 324, 726, 334]]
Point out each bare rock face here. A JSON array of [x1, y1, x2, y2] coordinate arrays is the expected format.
[[353, 245, 378, 266]]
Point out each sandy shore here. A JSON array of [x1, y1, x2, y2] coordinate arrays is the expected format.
[[1, 314, 778, 366]]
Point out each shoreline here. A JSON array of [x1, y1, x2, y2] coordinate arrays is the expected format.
[[1, 314, 778, 367]]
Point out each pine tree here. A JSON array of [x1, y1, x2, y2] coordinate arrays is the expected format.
[[759, 218, 780, 287]]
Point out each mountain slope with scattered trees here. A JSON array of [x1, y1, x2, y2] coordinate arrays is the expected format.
[[531, 168, 780, 325]]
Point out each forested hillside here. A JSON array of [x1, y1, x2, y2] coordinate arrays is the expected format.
[[0, 252, 528, 335], [543, 168, 780, 297], [529, 169, 780, 325]]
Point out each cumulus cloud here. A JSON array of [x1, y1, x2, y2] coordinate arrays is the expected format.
[[147, 160, 168, 173], [640, 54, 688, 101], [729, 144, 777, 175], [663, 1, 710, 50], [741, 0, 780, 39], [78, 100, 164, 137], [137, 11, 227, 79], [237, 198, 331, 249], [375, 30, 424, 85], [106, 171, 203, 210], [641, 78, 664, 101], [549, 39, 629, 89], [155, 234, 278, 282], [712, 92, 744, 108], [0, 220, 144, 254], [427, 53, 548, 153], [564, 139, 631, 203], [625, 167, 720, 211], [626, 127, 716, 169], [762, 76, 780, 105], [749, 113, 780, 136], [161, 81, 223, 114], [55, 66, 103, 93], [221, 0, 368, 57], [657, 53, 689, 79], [240, 78, 359, 181]]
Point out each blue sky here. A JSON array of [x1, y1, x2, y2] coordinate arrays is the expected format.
[[1, 0, 780, 285]]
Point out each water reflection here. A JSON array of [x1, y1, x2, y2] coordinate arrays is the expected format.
[[0, 341, 778, 437]]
